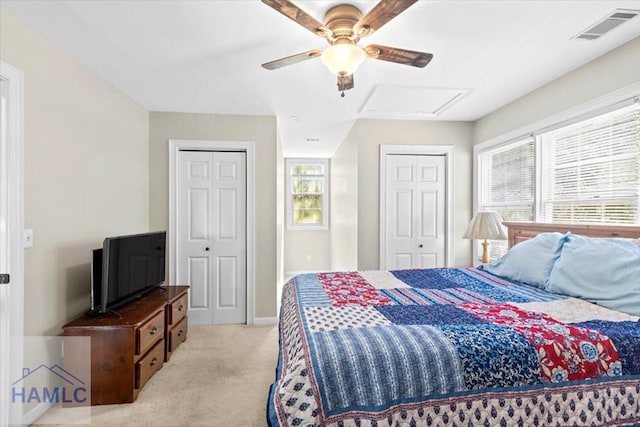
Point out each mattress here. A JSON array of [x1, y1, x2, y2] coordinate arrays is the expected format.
[[267, 267, 640, 427]]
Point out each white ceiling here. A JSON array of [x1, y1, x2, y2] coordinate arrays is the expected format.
[[3, 0, 640, 157]]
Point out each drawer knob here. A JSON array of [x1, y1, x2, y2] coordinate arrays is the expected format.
[[178, 330, 184, 337], [150, 356, 157, 367], [150, 326, 158, 335], [178, 304, 184, 312]]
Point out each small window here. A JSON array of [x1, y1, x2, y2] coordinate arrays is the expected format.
[[287, 159, 329, 230]]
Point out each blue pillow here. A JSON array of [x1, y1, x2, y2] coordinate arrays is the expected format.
[[481, 232, 567, 288], [546, 234, 640, 316]]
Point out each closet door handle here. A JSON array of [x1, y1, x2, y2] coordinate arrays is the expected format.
[[418, 244, 423, 248], [205, 247, 210, 251]]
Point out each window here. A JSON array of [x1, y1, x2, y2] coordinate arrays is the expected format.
[[478, 139, 535, 258], [477, 101, 640, 260], [540, 104, 639, 224], [287, 159, 329, 230]]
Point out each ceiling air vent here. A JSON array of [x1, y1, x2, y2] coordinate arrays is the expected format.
[[573, 9, 639, 41]]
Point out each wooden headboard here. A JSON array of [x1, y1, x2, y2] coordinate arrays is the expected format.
[[503, 222, 640, 248]]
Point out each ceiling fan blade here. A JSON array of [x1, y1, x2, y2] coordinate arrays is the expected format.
[[355, 0, 418, 37], [262, 50, 322, 70], [262, 0, 329, 38], [365, 44, 433, 68]]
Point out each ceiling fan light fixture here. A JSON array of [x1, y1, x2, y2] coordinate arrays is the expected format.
[[321, 43, 365, 75]]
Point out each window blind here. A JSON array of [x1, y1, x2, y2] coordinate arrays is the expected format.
[[480, 139, 536, 258], [488, 140, 536, 209], [540, 103, 640, 224]]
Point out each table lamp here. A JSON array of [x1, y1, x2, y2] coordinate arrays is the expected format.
[[463, 211, 508, 263]]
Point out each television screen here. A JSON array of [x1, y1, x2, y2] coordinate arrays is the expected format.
[[92, 231, 166, 314]]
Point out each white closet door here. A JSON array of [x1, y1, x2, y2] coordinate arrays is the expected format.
[[177, 151, 246, 324], [385, 154, 446, 270]]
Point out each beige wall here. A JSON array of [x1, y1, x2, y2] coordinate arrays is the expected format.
[[0, 10, 149, 337], [348, 119, 474, 270], [474, 36, 640, 144], [148, 112, 277, 318], [330, 130, 358, 271], [284, 230, 331, 273]]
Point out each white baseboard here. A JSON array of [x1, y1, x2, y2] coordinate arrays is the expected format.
[[253, 317, 277, 326], [22, 401, 52, 425]]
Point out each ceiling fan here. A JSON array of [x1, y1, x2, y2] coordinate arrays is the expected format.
[[261, 0, 433, 97]]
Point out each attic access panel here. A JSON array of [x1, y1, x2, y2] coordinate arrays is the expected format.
[[360, 85, 472, 118]]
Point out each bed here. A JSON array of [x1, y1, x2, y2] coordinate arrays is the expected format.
[[267, 222, 640, 427]]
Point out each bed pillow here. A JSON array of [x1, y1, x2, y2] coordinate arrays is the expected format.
[[546, 234, 640, 316], [480, 232, 567, 288]]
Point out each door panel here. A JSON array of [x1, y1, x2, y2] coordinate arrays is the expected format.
[[420, 253, 438, 268], [394, 190, 413, 238], [416, 155, 445, 268], [178, 152, 213, 324], [419, 190, 437, 238], [187, 257, 209, 309], [395, 254, 413, 270], [177, 151, 246, 325], [218, 189, 237, 240], [188, 160, 210, 179], [419, 164, 439, 182], [395, 165, 413, 182], [188, 188, 209, 240], [211, 152, 246, 324], [217, 256, 237, 307], [385, 154, 446, 270]]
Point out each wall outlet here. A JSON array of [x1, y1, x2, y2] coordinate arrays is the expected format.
[[306, 255, 312, 262]]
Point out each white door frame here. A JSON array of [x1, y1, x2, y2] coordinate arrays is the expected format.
[[0, 61, 25, 427], [379, 144, 454, 269], [168, 139, 255, 325]]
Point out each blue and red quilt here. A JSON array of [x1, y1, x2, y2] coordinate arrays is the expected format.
[[267, 268, 640, 426]]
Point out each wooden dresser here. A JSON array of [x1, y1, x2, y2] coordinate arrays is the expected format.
[[62, 285, 189, 405]]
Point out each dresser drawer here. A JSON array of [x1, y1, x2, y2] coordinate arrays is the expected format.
[[169, 316, 188, 354], [169, 293, 188, 326], [135, 339, 164, 389], [136, 309, 165, 356]]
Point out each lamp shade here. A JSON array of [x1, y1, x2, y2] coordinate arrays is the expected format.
[[463, 211, 508, 240], [321, 43, 365, 76]]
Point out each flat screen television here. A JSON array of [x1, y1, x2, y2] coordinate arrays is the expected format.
[[89, 231, 166, 315]]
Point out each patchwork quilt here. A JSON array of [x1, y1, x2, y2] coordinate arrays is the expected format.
[[267, 268, 640, 427]]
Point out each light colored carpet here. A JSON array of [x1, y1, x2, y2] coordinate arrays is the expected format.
[[35, 325, 279, 426]]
